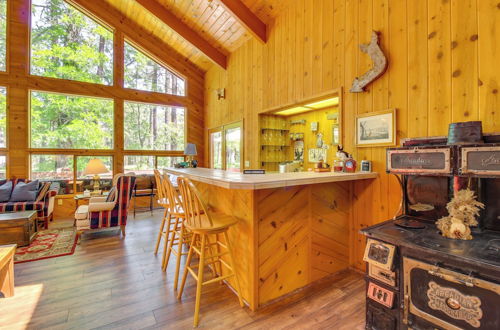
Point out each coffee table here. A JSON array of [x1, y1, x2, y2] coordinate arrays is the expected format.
[[0, 211, 37, 247]]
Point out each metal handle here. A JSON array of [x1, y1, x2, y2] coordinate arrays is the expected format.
[[428, 264, 445, 279], [403, 291, 410, 324]]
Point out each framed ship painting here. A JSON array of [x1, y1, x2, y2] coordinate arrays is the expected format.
[[356, 109, 396, 147]]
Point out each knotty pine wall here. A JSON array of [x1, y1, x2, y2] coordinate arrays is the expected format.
[[204, 0, 500, 271]]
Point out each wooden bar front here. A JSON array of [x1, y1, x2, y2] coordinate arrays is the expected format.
[[192, 177, 369, 310]]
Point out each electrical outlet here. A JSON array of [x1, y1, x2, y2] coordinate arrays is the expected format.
[[57, 199, 63, 206], [245, 160, 250, 168]]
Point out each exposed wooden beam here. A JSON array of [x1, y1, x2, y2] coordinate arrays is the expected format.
[[69, 0, 205, 78], [135, 0, 227, 69], [219, 0, 267, 43]]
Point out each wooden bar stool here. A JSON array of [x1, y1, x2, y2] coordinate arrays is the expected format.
[[153, 170, 176, 267], [160, 173, 192, 291], [176, 177, 244, 327]]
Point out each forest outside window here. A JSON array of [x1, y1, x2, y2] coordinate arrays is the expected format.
[[31, 154, 114, 195], [31, 154, 74, 195], [0, 0, 6, 71], [124, 42, 186, 96], [31, 0, 114, 85], [0, 86, 6, 148], [124, 101, 185, 151], [0, 155, 6, 179], [124, 155, 184, 175], [30, 91, 114, 149]]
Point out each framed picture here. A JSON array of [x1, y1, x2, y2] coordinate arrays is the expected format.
[[356, 109, 396, 147]]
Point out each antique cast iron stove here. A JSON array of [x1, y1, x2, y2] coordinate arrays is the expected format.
[[361, 124, 500, 330]]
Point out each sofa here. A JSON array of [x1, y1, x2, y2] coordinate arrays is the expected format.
[[0, 179, 58, 229]]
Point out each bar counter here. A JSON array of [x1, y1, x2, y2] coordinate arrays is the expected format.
[[165, 167, 377, 310]]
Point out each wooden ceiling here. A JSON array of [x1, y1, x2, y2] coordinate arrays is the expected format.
[[103, 0, 289, 71]]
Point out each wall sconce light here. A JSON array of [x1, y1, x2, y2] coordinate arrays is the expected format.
[[216, 88, 225, 100]]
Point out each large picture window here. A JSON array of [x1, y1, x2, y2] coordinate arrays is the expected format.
[[124, 155, 184, 175], [31, 0, 114, 85], [0, 86, 6, 148], [30, 91, 113, 149], [31, 154, 74, 195], [0, 155, 6, 179], [124, 42, 185, 96], [124, 101, 185, 151], [0, 0, 6, 71]]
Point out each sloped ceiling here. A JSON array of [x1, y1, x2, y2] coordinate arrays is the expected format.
[[103, 0, 290, 71]]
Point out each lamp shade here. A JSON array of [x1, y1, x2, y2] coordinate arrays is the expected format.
[[184, 143, 197, 156], [83, 158, 109, 175]]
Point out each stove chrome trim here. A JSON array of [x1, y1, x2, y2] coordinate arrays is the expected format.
[[404, 257, 500, 330], [387, 148, 452, 174], [460, 146, 500, 175]]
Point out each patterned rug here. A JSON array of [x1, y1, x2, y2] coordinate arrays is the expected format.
[[14, 228, 78, 263]]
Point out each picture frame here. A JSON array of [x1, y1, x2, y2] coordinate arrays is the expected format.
[[355, 109, 396, 147]]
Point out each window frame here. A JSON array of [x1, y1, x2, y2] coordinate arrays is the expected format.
[[0, 84, 8, 151], [123, 154, 185, 175], [28, 89, 115, 151], [123, 100, 187, 152], [30, 152, 115, 196], [208, 121, 243, 171], [2, 0, 197, 199], [123, 38, 188, 97], [0, 0, 9, 73], [28, 0, 115, 86]]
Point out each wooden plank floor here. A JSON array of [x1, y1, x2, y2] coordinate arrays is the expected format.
[[0, 211, 366, 329]]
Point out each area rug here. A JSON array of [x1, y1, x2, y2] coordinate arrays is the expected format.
[[14, 228, 78, 263]]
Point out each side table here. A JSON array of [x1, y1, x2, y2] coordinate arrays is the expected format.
[[0, 244, 16, 298]]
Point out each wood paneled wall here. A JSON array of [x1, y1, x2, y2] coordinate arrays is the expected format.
[[2, 0, 205, 181], [204, 0, 500, 270]]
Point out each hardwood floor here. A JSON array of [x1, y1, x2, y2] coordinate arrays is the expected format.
[[0, 211, 366, 329]]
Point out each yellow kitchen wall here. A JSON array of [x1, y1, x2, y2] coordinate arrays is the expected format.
[[286, 106, 341, 168], [204, 0, 500, 270]]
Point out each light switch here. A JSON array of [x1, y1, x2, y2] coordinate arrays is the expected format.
[[57, 199, 63, 205], [245, 160, 250, 168]]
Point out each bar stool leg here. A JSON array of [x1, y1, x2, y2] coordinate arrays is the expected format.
[[173, 224, 185, 290], [193, 234, 207, 327], [178, 233, 197, 299], [161, 213, 174, 270], [162, 214, 178, 271], [223, 231, 244, 307], [154, 209, 168, 255]]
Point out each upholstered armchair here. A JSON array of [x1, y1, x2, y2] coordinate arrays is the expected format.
[[75, 173, 136, 236]]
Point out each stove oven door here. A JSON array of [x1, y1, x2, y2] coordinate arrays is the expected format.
[[403, 257, 500, 329]]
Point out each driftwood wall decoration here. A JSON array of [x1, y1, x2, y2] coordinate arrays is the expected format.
[[350, 31, 388, 93]]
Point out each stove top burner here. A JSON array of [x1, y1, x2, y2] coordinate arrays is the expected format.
[[395, 219, 426, 229], [485, 239, 500, 256]]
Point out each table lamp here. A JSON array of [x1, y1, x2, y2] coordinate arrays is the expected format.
[[184, 143, 198, 168], [83, 158, 109, 192]]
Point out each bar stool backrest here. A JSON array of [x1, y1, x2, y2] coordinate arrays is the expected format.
[[162, 173, 182, 214], [177, 177, 213, 229], [153, 169, 168, 205]]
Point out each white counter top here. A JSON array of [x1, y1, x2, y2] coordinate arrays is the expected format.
[[164, 167, 378, 190]]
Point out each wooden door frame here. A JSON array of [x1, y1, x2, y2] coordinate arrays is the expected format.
[[208, 120, 244, 171]]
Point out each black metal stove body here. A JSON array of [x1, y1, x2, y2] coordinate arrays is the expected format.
[[361, 133, 500, 330]]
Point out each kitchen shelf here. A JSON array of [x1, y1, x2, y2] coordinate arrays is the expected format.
[[261, 128, 290, 131]]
